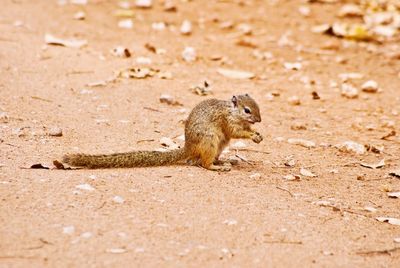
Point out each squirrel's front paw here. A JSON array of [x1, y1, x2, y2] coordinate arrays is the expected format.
[[251, 132, 263, 143]]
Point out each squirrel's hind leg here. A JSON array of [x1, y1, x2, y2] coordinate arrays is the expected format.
[[198, 139, 231, 172]]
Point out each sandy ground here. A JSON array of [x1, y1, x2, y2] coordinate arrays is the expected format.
[[1, 0, 400, 267]]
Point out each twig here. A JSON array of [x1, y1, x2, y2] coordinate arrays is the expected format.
[[144, 107, 162, 113], [96, 201, 106, 210], [356, 247, 400, 256], [0, 255, 38, 259], [137, 139, 155, 144], [234, 154, 254, 166], [264, 240, 302, 245], [235, 148, 271, 154], [31, 96, 52, 102], [276, 186, 294, 197], [66, 70, 94, 75]]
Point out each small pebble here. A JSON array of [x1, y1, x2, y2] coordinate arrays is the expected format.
[[361, 80, 379, 93], [48, 127, 63, 137]]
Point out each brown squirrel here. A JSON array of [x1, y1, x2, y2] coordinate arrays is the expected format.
[[63, 94, 263, 171]]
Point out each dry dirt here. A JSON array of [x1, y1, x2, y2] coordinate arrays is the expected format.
[[1, 0, 400, 267]]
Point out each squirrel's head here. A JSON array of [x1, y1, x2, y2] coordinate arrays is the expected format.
[[231, 94, 261, 124]]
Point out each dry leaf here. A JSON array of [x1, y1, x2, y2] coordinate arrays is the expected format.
[[145, 43, 157, 53], [119, 67, 158, 79], [388, 192, 400, 199], [45, 34, 87, 48], [300, 168, 317, 177], [389, 170, 400, 178], [159, 94, 183, 106], [73, 11, 86, 20], [376, 217, 400, 226], [217, 68, 255, 79], [284, 62, 302, 70], [235, 39, 257, 48], [360, 159, 385, 169], [287, 138, 316, 148], [381, 130, 396, 140], [288, 96, 301, 106], [335, 141, 365, 155], [337, 4, 363, 18], [190, 81, 212, 96], [283, 174, 301, 181]]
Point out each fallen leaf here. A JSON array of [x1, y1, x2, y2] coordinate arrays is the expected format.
[[190, 81, 212, 96], [337, 4, 363, 18], [144, 43, 157, 53], [249, 173, 261, 179], [73, 11, 86, 20], [119, 67, 158, 79], [388, 192, 400, 199], [217, 68, 255, 79], [113, 195, 125, 204], [287, 96, 301, 106], [235, 38, 257, 48], [284, 62, 302, 70], [389, 170, 400, 178], [339, 72, 364, 82], [300, 168, 317, 177], [287, 138, 316, 148], [283, 174, 301, 181], [45, 34, 87, 48], [335, 141, 365, 155], [381, 130, 396, 140], [360, 159, 385, 169], [159, 94, 183, 106], [376, 217, 400, 226], [365, 144, 384, 154], [76, 183, 95, 191]]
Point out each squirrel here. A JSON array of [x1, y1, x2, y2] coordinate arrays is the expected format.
[[63, 94, 263, 171]]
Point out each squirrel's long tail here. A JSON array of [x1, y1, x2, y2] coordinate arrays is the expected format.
[[62, 148, 186, 169]]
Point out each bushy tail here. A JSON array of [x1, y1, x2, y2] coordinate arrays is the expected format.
[[62, 148, 186, 169]]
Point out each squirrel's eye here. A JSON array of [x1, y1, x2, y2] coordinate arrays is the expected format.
[[244, 107, 251, 114]]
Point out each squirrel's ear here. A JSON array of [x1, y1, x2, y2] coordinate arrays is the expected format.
[[231, 95, 238, 107]]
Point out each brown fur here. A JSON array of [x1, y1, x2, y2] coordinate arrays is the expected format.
[[62, 94, 262, 171]]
